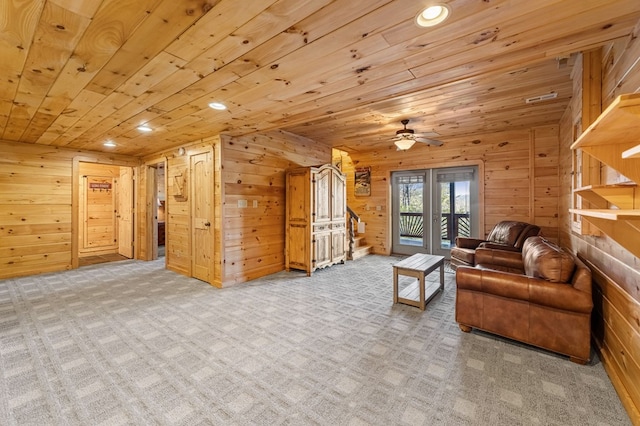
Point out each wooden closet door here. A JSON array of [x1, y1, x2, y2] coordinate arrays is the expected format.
[[191, 150, 213, 283], [117, 167, 134, 258]]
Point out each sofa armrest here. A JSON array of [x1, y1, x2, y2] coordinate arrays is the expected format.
[[475, 247, 524, 273], [455, 266, 593, 313], [455, 237, 486, 249]]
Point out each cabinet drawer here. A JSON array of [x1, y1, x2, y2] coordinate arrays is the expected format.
[[314, 224, 331, 232]]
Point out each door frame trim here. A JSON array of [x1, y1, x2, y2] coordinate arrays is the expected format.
[[386, 160, 485, 256], [71, 156, 139, 269]]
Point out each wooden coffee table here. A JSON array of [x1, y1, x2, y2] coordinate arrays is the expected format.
[[393, 253, 445, 310]]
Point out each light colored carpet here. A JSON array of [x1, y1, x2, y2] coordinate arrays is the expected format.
[[0, 255, 630, 425]]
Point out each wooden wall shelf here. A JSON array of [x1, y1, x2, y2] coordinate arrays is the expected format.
[[571, 93, 640, 258], [571, 93, 640, 183], [569, 209, 640, 221], [574, 184, 638, 209]]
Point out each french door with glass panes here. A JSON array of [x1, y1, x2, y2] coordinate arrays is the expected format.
[[391, 166, 479, 258]]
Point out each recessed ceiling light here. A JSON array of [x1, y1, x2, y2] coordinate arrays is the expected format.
[[137, 125, 152, 132], [208, 102, 227, 110], [415, 4, 450, 27], [103, 141, 116, 147]]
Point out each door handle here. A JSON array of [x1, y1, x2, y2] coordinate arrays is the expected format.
[[204, 221, 211, 227]]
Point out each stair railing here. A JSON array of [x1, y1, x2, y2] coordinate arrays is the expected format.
[[346, 206, 360, 260]]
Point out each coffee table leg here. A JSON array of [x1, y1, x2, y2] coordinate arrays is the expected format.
[[393, 268, 398, 304], [439, 262, 444, 292], [419, 273, 425, 310]]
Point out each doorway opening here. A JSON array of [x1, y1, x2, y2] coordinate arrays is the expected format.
[[77, 162, 135, 267], [156, 162, 166, 259], [391, 166, 480, 258]]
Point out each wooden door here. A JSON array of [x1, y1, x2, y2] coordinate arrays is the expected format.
[[117, 167, 134, 258], [191, 150, 213, 282], [83, 176, 117, 251]]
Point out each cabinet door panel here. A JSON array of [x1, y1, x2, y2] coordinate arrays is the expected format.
[[331, 230, 346, 263], [314, 232, 332, 269], [314, 168, 331, 222], [289, 224, 309, 270], [288, 171, 309, 222], [332, 169, 347, 221]]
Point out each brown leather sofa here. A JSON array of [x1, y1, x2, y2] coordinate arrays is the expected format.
[[455, 236, 593, 364], [450, 221, 540, 270]]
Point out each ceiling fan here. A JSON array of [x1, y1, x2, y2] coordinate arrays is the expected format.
[[391, 119, 443, 150]]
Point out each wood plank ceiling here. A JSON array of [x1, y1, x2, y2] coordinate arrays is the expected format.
[[1, 0, 639, 157]]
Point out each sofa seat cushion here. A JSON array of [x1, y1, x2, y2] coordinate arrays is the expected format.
[[523, 236, 575, 283], [450, 247, 475, 265]]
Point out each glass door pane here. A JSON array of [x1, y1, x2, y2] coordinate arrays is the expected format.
[[391, 171, 429, 255], [432, 167, 478, 257]]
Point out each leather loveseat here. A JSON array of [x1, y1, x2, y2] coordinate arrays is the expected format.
[[455, 236, 593, 364], [450, 221, 540, 270]]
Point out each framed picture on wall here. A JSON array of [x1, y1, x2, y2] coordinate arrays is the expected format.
[[354, 167, 371, 196]]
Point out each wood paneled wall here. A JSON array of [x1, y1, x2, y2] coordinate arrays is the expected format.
[[141, 130, 329, 287], [0, 140, 139, 279], [559, 28, 640, 423], [144, 139, 221, 284], [221, 130, 331, 285], [341, 125, 559, 255]]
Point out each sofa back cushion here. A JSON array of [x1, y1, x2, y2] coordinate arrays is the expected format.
[[486, 221, 540, 249], [522, 236, 576, 283]]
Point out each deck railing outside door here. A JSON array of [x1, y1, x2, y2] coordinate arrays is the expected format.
[[399, 212, 470, 244]]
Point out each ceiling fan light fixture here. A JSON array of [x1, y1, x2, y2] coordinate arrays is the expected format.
[[415, 4, 450, 28], [395, 139, 416, 151]]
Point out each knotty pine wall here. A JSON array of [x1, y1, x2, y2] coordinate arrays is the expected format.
[[143, 130, 330, 287], [143, 138, 221, 284], [339, 124, 560, 255], [221, 130, 330, 285], [559, 33, 640, 421], [0, 140, 139, 279]]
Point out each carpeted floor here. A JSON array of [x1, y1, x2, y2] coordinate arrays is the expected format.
[[0, 255, 631, 425]]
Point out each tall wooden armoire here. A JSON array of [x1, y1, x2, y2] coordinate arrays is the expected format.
[[286, 164, 347, 275]]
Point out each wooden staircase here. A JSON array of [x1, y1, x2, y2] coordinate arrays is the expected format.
[[350, 234, 372, 260], [346, 206, 371, 260]]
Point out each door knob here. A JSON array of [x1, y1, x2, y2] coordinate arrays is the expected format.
[[204, 221, 211, 227]]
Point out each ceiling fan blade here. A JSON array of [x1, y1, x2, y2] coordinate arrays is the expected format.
[[413, 131, 440, 138], [414, 138, 443, 146]]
